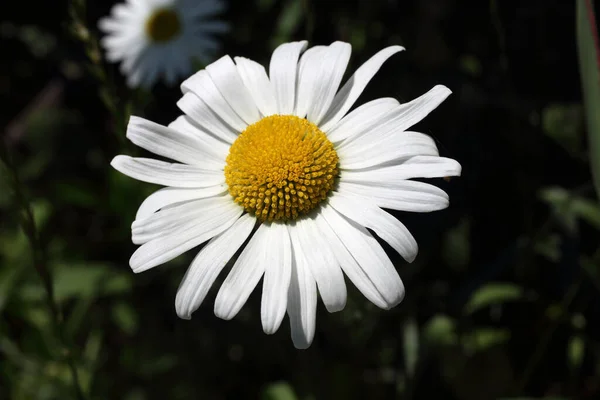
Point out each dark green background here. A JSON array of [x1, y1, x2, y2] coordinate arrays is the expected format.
[[1, 0, 599, 399]]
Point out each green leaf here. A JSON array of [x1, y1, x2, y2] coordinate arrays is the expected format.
[[464, 328, 511, 352], [540, 186, 600, 230], [541, 103, 584, 156], [52, 262, 131, 302], [403, 318, 419, 378], [0, 265, 25, 312], [423, 315, 458, 346], [568, 335, 585, 370], [261, 382, 298, 400], [464, 283, 524, 315], [111, 302, 138, 335], [577, 0, 600, 199]]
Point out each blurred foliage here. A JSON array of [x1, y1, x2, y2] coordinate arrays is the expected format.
[[2, 0, 600, 399]]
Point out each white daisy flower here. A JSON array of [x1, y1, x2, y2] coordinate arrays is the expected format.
[[111, 41, 461, 349], [98, 0, 229, 88]]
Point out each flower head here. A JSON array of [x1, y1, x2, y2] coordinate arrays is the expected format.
[[111, 41, 461, 348], [99, 0, 229, 88]]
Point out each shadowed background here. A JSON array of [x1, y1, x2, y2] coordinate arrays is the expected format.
[[1, 0, 599, 399]]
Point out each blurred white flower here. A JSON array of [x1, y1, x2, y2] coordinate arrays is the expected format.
[[112, 41, 461, 348], [98, 0, 229, 88]]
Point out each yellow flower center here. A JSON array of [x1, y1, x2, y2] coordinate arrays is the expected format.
[[225, 115, 339, 222], [145, 8, 181, 43]]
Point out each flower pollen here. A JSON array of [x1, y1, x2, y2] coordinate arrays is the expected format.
[[145, 8, 181, 43], [225, 115, 339, 222]]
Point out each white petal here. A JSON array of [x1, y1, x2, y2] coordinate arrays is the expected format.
[[325, 98, 399, 142], [294, 45, 327, 118], [336, 180, 449, 212], [129, 198, 242, 273], [340, 156, 462, 183], [131, 195, 231, 244], [338, 131, 439, 170], [136, 186, 228, 220], [215, 224, 271, 320], [175, 214, 255, 319], [328, 194, 418, 262], [305, 42, 352, 125], [234, 56, 278, 117], [214, 223, 270, 320], [181, 70, 247, 132], [126, 116, 224, 169], [169, 110, 236, 150], [319, 46, 405, 131], [167, 115, 230, 158], [111, 155, 225, 188], [206, 55, 261, 125], [287, 232, 317, 349], [340, 85, 452, 149], [261, 223, 292, 334], [269, 41, 308, 114], [313, 212, 389, 309], [320, 205, 405, 308], [289, 218, 347, 313]]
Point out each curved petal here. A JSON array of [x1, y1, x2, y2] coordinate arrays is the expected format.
[[181, 70, 247, 132], [269, 41, 308, 114], [340, 156, 462, 182], [176, 93, 239, 144], [287, 231, 317, 349], [234, 56, 277, 117], [167, 115, 231, 158], [135, 186, 228, 220], [320, 205, 405, 308], [111, 155, 225, 188], [338, 131, 439, 170], [131, 195, 230, 244], [336, 180, 449, 212], [261, 223, 292, 334], [126, 116, 224, 169], [206, 55, 261, 125], [325, 98, 399, 142], [289, 218, 347, 313], [294, 45, 327, 118], [214, 223, 270, 320], [328, 194, 418, 262], [313, 212, 389, 309], [305, 42, 352, 125], [319, 46, 405, 131], [129, 198, 242, 273], [340, 85, 452, 148], [175, 214, 255, 319]]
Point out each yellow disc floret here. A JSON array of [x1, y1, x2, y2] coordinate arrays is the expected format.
[[225, 115, 339, 222], [146, 8, 181, 43]]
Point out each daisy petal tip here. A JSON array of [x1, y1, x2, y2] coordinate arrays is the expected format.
[[390, 45, 406, 53], [325, 298, 347, 313], [175, 304, 193, 320], [176, 310, 192, 320], [452, 160, 463, 177], [292, 340, 312, 350], [213, 302, 235, 321], [262, 324, 280, 336], [434, 84, 453, 97], [110, 154, 128, 170]]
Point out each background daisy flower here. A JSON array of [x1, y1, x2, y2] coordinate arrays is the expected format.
[[112, 41, 461, 349], [98, 0, 230, 88]]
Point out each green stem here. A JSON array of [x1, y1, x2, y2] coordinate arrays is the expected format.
[[0, 143, 86, 400]]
